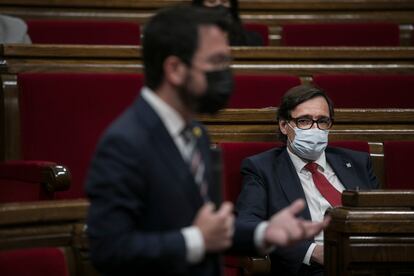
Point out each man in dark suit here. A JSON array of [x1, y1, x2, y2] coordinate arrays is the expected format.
[[236, 84, 379, 276], [86, 7, 328, 276]]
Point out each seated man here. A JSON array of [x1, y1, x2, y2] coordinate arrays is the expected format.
[[236, 84, 379, 276], [0, 14, 31, 43]]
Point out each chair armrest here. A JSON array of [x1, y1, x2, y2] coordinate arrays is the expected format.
[[225, 255, 271, 275], [0, 160, 71, 192]]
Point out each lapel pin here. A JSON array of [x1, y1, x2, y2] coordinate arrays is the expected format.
[[345, 162, 352, 168], [192, 126, 202, 138]]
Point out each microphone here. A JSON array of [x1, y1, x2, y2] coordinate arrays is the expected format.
[[209, 144, 223, 208]]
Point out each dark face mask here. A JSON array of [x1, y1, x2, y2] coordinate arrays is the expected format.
[[180, 68, 234, 114], [198, 68, 234, 114]]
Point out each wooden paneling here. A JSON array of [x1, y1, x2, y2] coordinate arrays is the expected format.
[[2, 45, 414, 76], [1, 0, 413, 45], [326, 191, 414, 275]]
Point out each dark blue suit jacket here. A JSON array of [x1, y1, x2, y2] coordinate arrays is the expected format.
[[86, 95, 258, 276], [236, 146, 379, 276]]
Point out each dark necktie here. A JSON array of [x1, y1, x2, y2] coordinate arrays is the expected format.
[[305, 162, 342, 207], [181, 126, 208, 200]]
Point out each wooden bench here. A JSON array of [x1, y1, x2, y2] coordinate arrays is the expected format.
[[2, 45, 414, 76], [0, 199, 92, 276], [1, 0, 413, 45]]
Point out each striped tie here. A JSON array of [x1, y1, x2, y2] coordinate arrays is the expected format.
[[181, 126, 208, 200]]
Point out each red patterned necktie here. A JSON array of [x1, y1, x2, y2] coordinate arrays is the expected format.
[[305, 162, 342, 207]]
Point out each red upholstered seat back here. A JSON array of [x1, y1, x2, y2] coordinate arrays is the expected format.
[[18, 73, 143, 199], [329, 141, 370, 153], [383, 141, 414, 189], [27, 19, 141, 45], [0, 248, 69, 276], [228, 75, 301, 108], [243, 23, 270, 46], [220, 142, 281, 203], [281, 23, 400, 46], [313, 74, 414, 108]]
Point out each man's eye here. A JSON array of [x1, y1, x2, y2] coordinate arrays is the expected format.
[[298, 119, 311, 124]]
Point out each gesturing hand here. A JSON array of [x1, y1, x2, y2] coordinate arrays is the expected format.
[[264, 199, 330, 247]]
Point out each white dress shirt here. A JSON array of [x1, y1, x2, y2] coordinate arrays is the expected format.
[[142, 87, 270, 264], [287, 147, 345, 265]]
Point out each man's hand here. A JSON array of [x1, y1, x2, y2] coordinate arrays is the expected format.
[[311, 245, 324, 265], [264, 199, 330, 246], [193, 202, 235, 252]]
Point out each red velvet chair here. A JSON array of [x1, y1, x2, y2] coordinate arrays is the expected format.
[[220, 140, 369, 275], [15, 72, 143, 199], [383, 141, 414, 189], [0, 248, 69, 276], [221, 142, 280, 276], [27, 19, 141, 45], [243, 23, 270, 46], [313, 74, 414, 108], [281, 23, 400, 46], [228, 75, 301, 108]]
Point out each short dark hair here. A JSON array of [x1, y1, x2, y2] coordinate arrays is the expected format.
[[142, 6, 229, 90], [276, 84, 334, 141]]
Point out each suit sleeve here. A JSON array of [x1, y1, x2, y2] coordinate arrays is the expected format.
[[236, 158, 314, 275], [86, 133, 188, 275]]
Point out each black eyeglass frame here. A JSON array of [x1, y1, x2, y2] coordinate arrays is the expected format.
[[288, 116, 334, 130]]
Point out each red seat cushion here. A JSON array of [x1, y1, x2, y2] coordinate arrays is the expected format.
[[281, 23, 400, 46], [0, 248, 69, 276], [384, 141, 414, 189], [27, 19, 141, 45], [313, 74, 414, 108], [243, 23, 270, 46], [18, 73, 143, 199], [228, 75, 301, 108]]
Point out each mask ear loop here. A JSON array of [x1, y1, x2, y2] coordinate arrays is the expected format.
[[285, 121, 295, 146]]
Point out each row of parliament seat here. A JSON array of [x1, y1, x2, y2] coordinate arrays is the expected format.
[[21, 19, 411, 47], [2, 0, 414, 46], [1, 72, 413, 202], [1, 139, 412, 276]]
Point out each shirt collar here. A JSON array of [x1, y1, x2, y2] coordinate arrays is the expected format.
[[141, 87, 185, 138], [286, 146, 327, 174]]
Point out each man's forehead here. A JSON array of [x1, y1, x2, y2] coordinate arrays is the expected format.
[[292, 97, 330, 115]]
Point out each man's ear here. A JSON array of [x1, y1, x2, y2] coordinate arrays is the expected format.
[[279, 120, 288, 135], [163, 56, 187, 86]]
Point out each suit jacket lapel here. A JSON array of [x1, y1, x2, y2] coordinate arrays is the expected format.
[[326, 149, 362, 191], [134, 97, 204, 210], [274, 148, 312, 220]]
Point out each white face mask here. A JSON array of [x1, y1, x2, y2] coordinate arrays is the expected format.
[[287, 124, 329, 160]]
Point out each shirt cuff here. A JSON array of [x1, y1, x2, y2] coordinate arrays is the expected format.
[[254, 221, 275, 255], [303, 243, 317, 265], [181, 226, 205, 264]]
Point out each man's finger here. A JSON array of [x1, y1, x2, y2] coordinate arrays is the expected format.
[[217, 201, 234, 217], [286, 199, 306, 216]]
